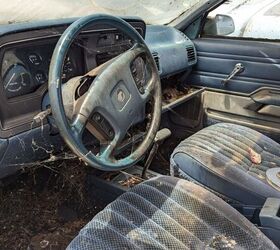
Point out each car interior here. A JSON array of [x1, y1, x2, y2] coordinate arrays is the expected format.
[[0, 0, 280, 249]]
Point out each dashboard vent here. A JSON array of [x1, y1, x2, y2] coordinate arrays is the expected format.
[[186, 46, 196, 63], [152, 52, 160, 72]]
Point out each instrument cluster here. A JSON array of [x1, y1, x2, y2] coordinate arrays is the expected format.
[[1, 42, 83, 99]]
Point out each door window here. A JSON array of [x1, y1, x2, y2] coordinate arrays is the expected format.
[[202, 0, 280, 40]]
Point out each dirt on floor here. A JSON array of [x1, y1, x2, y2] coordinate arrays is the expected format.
[[0, 159, 103, 250]]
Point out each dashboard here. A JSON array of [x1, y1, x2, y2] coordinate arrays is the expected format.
[[0, 28, 139, 101], [0, 19, 145, 137], [0, 17, 196, 138], [0, 16, 198, 179]]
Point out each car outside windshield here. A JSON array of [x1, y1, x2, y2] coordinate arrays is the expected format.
[[0, 0, 203, 25]]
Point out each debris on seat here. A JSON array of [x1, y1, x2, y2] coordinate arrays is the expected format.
[[248, 148, 262, 164]]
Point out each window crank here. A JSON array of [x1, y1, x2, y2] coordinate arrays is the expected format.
[[222, 63, 245, 85]]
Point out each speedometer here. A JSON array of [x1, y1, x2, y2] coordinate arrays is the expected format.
[[3, 64, 33, 98]]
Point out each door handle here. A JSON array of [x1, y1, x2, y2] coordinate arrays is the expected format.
[[222, 63, 245, 85]]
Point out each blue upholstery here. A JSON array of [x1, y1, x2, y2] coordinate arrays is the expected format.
[[67, 176, 277, 249], [171, 123, 280, 206]]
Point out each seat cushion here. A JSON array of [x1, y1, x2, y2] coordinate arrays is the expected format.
[[67, 176, 276, 249], [171, 123, 280, 206]]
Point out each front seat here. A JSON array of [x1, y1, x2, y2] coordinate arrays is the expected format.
[[171, 123, 280, 209], [67, 176, 277, 249]]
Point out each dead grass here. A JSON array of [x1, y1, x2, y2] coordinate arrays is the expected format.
[[0, 159, 102, 250]]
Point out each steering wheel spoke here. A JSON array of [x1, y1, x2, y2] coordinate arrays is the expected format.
[[98, 133, 122, 162], [142, 80, 154, 102], [71, 113, 88, 140]]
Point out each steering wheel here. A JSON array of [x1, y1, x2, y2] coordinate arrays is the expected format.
[[48, 14, 161, 171]]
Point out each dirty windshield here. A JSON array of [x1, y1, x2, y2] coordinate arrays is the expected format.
[[0, 0, 202, 25]]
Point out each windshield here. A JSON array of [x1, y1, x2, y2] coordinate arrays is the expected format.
[[0, 0, 202, 25]]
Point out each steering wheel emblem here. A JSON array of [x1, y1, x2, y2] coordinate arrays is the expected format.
[[117, 89, 126, 103]]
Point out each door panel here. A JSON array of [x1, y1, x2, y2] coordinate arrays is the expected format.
[[202, 91, 280, 141], [188, 37, 280, 141], [189, 38, 280, 93]]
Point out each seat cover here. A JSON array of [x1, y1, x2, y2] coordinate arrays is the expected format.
[[67, 176, 277, 249], [171, 123, 280, 206]]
